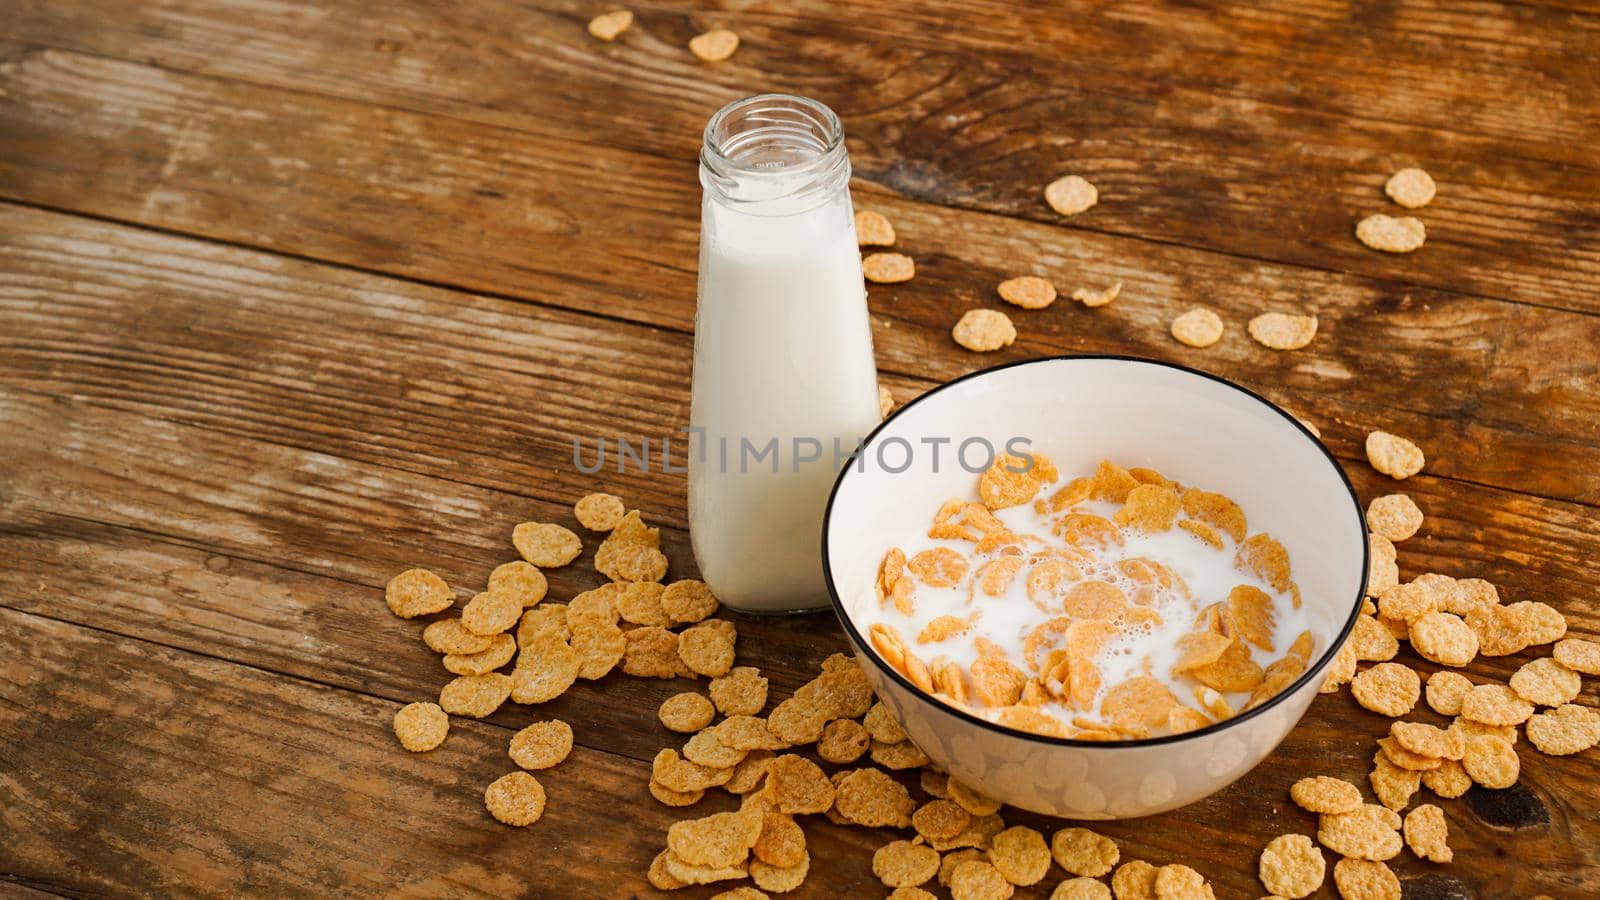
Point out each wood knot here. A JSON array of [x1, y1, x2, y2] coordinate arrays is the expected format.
[[1400, 872, 1471, 900], [1462, 783, 1549, 829]]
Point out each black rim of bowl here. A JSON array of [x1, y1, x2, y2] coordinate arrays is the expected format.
[[820, 353, 1371, 749]]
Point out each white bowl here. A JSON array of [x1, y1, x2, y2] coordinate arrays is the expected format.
[[823, 356, 1367, 819]]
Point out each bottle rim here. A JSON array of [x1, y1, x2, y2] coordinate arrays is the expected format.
[[700, 93, 849, 213]]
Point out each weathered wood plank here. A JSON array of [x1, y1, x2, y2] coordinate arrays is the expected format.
[[1, 111, 1597, 509], [2, 1, 1597, 313]]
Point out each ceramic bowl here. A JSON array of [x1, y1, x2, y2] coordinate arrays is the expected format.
[[822, 355, 1368, 818]]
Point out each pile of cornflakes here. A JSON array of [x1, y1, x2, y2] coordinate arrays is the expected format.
[[865, 456, 1316, 739]]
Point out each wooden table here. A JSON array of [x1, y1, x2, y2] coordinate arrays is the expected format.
[[2, 2, 1597, 897]]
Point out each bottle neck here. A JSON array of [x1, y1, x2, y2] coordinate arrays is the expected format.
[[700, 94, 851, 217]]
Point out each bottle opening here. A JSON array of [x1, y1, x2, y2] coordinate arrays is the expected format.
[[701, 94, 850, 213]]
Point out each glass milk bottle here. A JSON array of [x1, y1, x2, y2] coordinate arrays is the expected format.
[[688, 94, 881, 613]]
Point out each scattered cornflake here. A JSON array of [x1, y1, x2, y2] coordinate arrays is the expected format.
[[998, 275, 1058, 310], [864, 252, 916, 284], [1152, 863, 1213, 899], [484, 771, 546, 826], [1462, 734, 1519, 788], [1421, 758, 1472, 798], [879, 385, 896, 419], [874, 839, 941, 888], [393, 701, 449, 752], [1247, 312, 1318, 351], [1366, 494, 1423, 542], [1051, 878, 1111, 900], [662, 579, 720, 624], [1403, 804, 1452, 863], [1384, 168, 1437, 209], [1290, 776, 1362, 815], [488, 560, 549, 607], [753, 812, 807, 868], [679, 623, 737, 677], [1510, 657, 1582, 707], [949, 778, 1003, 817], [510, 638, 580, 703], [442, 633, 516, 676], [587, 9, 633, 41], [461, 589, 522, 636], [750, 852, 809, 892], [834, 767, 914, 827], [949, 858, 1016, 900], [1110, 859, 1159, 899], [1332, 858, 1400, 900], [439, 672, 513, 718], [1044, 175, 1098, 216], [1550, 637, 1599, 675], [1370, 751, 1422, 810], [1365, 432, 1425, 479], [856, 209, 897, 246], [650, 777, 705, 807], [1072, 281, 1122, 308], [953, 309, 1018, 352], [912, 799, 971, 842], [424, 619, 495, 655], [1170, 308, 1224, 348], [507, 719, 572, 770], [1317, 804, 1402, 861], [573, 492, 626, 531], [1355, 214, 1426, 253], [723, 749, 776, 794], [1526, 704, 1600, 756], [1258, 833, 1325, 899], [711, 888, 769, 900], [386, 568, 455, 619], [689, 28, 739, 62], [765, 754, 836, 815], [1050, 827, 1119, 877], [658, 692, 716, 733], [1410, 612, 1479, 668], [1349, 615, 1398, 662], [623, 627, 686, 679], [815, 719, 870, 764], [987, 826, 1052, 886], [1460, 683, 1534, 726]]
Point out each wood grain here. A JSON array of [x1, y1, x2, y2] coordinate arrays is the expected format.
[[1, 81, 1597, 508], [2, 1, 1597, 313]]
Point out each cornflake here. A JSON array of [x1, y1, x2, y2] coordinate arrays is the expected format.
[[1355, 214, 1426, 253], [1317, 804, 1402, 861], [1384, 167, 1436, 209], [688, 28, 739, 62], [1350, 662, 1419, 717], [1391, 721, 1463, 760], [444, 633, 517, 676], [668, 809, 763, 868], [1051, 878, 1111, 900], [710, 889, 768, 900], [1366, 494, 1423, 541], [424, 619, 495, 655], [1525, 704, 1600, 756], [622, 626, 685, 678], [949, 859, 1015, 900], [817, 719, 871, 764], [1410, 612, 1478, 667], [1170, 308, 1225, 348], [386, 568, 455, 618], [953, 309, 1018, 352], [1044, 175, 1098, 216], [508, 720, 572, 770], [1370, 752, 1421, 810], [1509, 657, 1582, 707], [1050, 827, 1119, 877], [998, 276, 1058, 310], [913, 799, 972, 842], [1290, 776, 1362, 815], [834, 767, 914, 827], [765, 754, 836, 815], [1421, 758, 1472, 798], [653, 748, 733, 794], [1507, 600, 1568, 645], [988, 826, 1052, 886], [587, 10, 633, 41], [856, 210, 896, 246], [487, 560, 549, 607], [1349, 615, 1398, 662], [510, 639, 580, 703], [512, 522, 582, 568], [1258, 833, 1325, 898], [679, 624, 737, 677], [1460, 683, 1534, 726], [484, 771, 545, 826], [462, 589, 522, 636], [874, 840, 940, 888], [1366, 431, 1425, 479], [864, 252, 916, 284], [871, 737, 931, 770], [573, 492, 626, 530], [1153, 863, 1213, 899], [1553, 637, 1600, 675], [1332, 859, 1400, 900], [723, 749, 776, 794], [439, 672, 513, 718], [662, 579, 720, 623], [660, 692, 717, 733], [710, 666, 769, 717], [1247, 312, 1318, 351], [1403, 804, 1452, 863], [753, 812, 806, 867], [1072, 281, 1122, 308], [1462, 735, 1519, 788], [393, 701, 449, 752], [750, 853, 809, 893], [1110, 859, 1159, 899]]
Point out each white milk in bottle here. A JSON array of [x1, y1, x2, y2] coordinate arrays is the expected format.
[[689, 94, 880, 613]]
